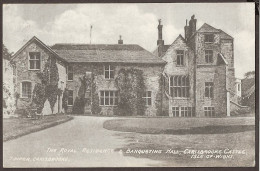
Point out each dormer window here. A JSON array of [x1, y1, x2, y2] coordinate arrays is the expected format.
[[204, 34, 214, 43], [176, 50, 184, 66], [29, 52, 40, 70], [104, 65, 114, 79]]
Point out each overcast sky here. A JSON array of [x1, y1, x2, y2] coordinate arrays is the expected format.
[[3, 3, 255, 78]]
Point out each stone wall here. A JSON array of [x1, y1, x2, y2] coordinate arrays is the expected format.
[[66, 63, 164, 116], [162, 36, 196, 117], [12, 41, 67, 115]]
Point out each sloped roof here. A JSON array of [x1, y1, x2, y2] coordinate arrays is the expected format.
[[218, 29, 233, 39], [197, 23, 220, 33], [241, 77, 255, 97], [51, 44, 166, 64], [152, 45, 170, 57], [11, 36, 67, 63], [217, 53, 228, 65], [191, 23, 233, 40]]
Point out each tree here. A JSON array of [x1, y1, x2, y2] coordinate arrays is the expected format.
[[3, 44, 13, 60], [244, 71, 255, 78]]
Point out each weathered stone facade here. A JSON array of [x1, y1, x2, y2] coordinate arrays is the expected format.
[[66, 63, 163, 116], [155, 15, 238, 117], [11, 38, 67, 115]]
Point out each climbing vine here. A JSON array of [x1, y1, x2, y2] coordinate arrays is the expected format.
[[33, 55, 59, 114], [115, 68, 145, 116]]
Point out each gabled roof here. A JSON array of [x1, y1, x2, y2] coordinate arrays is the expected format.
[[218, 29, 233, 39], [51, 43, 166, 64], [191, 23, 233, 40], [197, 23, 220, 33], [11, 36, 67, 63]]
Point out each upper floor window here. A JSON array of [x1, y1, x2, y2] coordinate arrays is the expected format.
[[176, 50, 184, 66], [205, 50, 213, 63], [100, 91, 118, 106], [104, 65, 114, 79], [205, 82, 214, 98], [143, 91, 152, 106], [29, 52, 40, 70], [67, 66, 73, 81], [169, 75, 190, 98], [68, 90, 73, 106], [204, 34, 214, 43], [21, 81, 32, 98]]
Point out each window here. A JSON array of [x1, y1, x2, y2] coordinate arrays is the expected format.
[[67, 66, 73, 81], [204, 34, 214, 43], [172, 107, 179, 117], [179, 107, 195, 117], [68, 90, 73, 106], [143, 91, 152, 106], [104, 65, 114, 79], [204, 107, 215, 117], [21, 82, 32, 98], [29, 52, 40, 70], [205, 82, 214, 98], [205, 50, 213, 63], [169, 76, 189, 98], [100, 91, 118, 106], [176, 50, 184, 66]]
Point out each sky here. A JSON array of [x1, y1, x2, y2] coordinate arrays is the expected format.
[[3, 3, 255, 78]]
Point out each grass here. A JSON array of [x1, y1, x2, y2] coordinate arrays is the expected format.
[[103, 117, 255, 167], [3, 114, 73, 142]]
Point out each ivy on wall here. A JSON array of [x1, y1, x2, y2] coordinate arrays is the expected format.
[[115, 68, 145, 116], [33, 55, 60, 114], [62, 88, 68, 113]]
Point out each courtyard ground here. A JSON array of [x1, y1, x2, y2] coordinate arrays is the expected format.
[[3, 114, 73, 142], [103, 117, 255, 167]]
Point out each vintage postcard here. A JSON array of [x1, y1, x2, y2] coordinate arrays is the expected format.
[[3, 3, 256, 168]]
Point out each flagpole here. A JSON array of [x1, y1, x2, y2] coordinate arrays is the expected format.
[[90, 25, 92, 44]]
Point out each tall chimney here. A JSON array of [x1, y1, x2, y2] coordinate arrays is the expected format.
[[184, 19, 190, 41], [118, 35, 123, 44], [157, 19, 164, 46], [189, 15, 197, 36]]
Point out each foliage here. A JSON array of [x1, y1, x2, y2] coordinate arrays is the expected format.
[[33, 56, 60, 114], [3, 44, 13, 60], [91, 76, 101, 115], [72, 97, 85, 114], [244, 71, 255, 78], [62, 88, 69, 112], [32, 83, 46, 113], [115, 68, 145, 116]]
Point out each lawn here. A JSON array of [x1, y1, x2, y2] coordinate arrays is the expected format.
[[103, 117, 255, 167], [3, 114, 73, 142]]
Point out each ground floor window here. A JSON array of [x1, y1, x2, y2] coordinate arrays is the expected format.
[[172, 106, 195, 117], [204, 107, 215, 117], [21, 81, 32, 98], [100, 91, 118, 106], [68, 90, 73, 106], [142, 91, 152, 106], [172, 107, 179, 117]]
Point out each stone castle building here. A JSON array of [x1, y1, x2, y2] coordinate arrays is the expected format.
[[10, 15, 240, 117], [153, 15, 240, 117]]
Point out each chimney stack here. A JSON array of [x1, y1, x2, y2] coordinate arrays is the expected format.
[[118, 35, 123, 44], [157, 19, 164, 46], [184, 15, 197, 41], [189, 15, 197, 36]]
